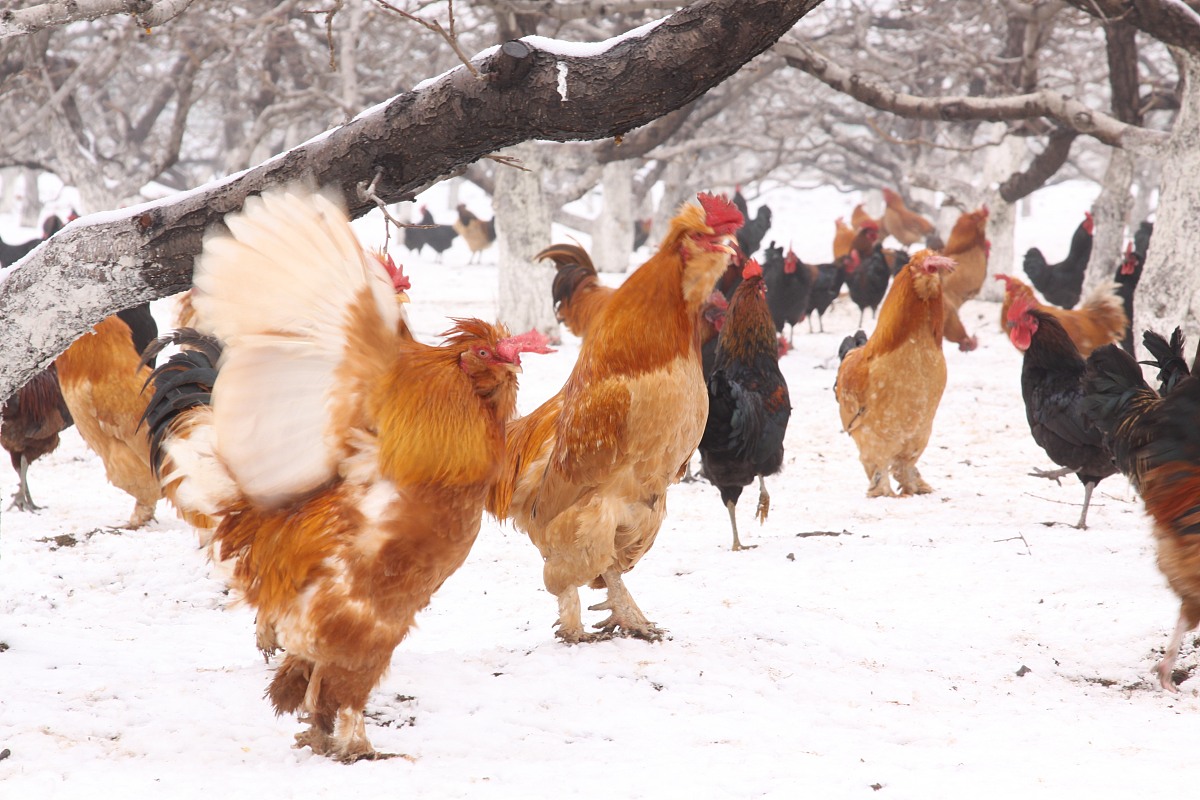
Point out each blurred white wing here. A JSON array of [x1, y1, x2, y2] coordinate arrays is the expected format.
[[192, 185, 401, 507]]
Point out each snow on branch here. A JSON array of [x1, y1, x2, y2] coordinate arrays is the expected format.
[[776, 38, 1169, 154], [0, 0, 824, 399], [0, 0, 195, 39]]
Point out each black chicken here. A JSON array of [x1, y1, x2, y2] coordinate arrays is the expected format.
[[846, 244, 891, 328], [732, 188, 772, 258], [1115, 221, 1152, 355], [763, 243, 816, 346], [1007, 294, 1116, 528], [404, 206, 458, 260], [1023, 211, 1093, 309], [699, 259, 791, 551], [805, 260, 846, 333]]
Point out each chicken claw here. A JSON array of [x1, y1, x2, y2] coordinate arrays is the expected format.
[[588, 569, 666, 641]]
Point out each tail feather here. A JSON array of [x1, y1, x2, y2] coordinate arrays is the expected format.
[[1082, 343, 1159, 490], [838, 330, 868, 362], [1023, 247, 1048, 284], [1140, 327, 1189, 396], [1079, 279, 1129, 342], [540, 243, 613, 339]]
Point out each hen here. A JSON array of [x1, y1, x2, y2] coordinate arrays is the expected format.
[[996, 273, 1126, 358], [845, 240, 890, 328], [488, 193, 742, 643], [1115, 221, 1152, 355], [805, 259, 847, 333], [835, 250, 955, 497], [453, 202, 497, 263], [880, 188, 935, 247], [763, 243, 816, 346], [541, 242, 614, 340], [832, 217, 855, 260], [2, 365, 73, 511], [1005, 294, 1116, 529], [1023, 211, 1094, 310], [404, 205, 457, 260], [140, 185, 549, 761], [939, 206, 990, 351], [1083, 341, 1200, 690], [699, 259, 791, 551], [54, 311, 161, 528], [733, 188, 771, 257]]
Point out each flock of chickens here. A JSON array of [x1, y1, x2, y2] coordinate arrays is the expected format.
[[0, 181, 1194, 763]]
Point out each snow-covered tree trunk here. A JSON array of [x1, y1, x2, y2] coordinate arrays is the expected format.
[[1136, 54, 1200, 357], [1084, 147, 1134, 295], [1129, 157, 1160, 228], [979, 134, 1024, 301], [592, 159, 635, 273], [495, 143, 558, 340]]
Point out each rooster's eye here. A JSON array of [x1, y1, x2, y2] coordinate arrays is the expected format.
[[477, 348, 491, 359]]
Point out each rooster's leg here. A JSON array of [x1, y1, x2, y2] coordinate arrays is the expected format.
[[591, 569, 665, 641], [1030, 465, 1077, 483], [126, 500, 156, 530], [554, 588, 603, 644], [8, 455, 42, 511], [894, 462, 933, 496], [1154, 600, 1200, 693], [726, 499, 756, 551], [865, 468, 896, 498], [1075, 481, 1096, 529], [754, 475, 771, 524]]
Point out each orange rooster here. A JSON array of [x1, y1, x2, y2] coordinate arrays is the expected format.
[[880, 188, 936, 246], [140, 185, 550, 761], [453, 202, 497, 263], [850, 203, 877, 232], [540, 242, 614, 339], [54, 312, 161, 528], [488, 193, 743, 643], [832, 217, 855, 260], [939, 206, 989, 351], [995, 274, 1126, 357], [834, 250, 956, 497]]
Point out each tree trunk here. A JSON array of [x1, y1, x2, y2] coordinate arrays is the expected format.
[[1135, 54, 1200, 360], [495, 143, 558, 340], [979, 134, 1024, 301], [1085, 147, 1134, 296], [650, 153, 698, 244], [592, 159, 635, 273], [19, 168, 40, 227]]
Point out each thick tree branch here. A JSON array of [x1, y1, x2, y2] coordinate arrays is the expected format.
[[776, 37, 1168, 153], [0, 0, 824, 399], [0, 0, 195, 39], [1061, 0, 1200, 55], [998, 127, 1077, 202]]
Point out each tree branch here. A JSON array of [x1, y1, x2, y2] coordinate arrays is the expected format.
[[775, 37, 1168, 153], [0, 0, 196, 39], [0, 0, 825, 399], [1061, 0, 1200, 55]]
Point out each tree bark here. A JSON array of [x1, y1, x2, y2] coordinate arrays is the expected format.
[[0, 0, 195, 39], [0, 0, 825, 400], [495, 143, 557, 339], [1135, 53, 1200, 359]]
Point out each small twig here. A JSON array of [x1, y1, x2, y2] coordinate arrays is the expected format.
[[302, 0, 345, 71], [358, 169, 406, 250], [486, 153, 531, 171], [374, 0, 480, 77], [795, 529, 853, 538], [993, 533, 1031, 549]]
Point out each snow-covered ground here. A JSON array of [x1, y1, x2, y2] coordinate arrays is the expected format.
[[2, 181, 1191, 799]]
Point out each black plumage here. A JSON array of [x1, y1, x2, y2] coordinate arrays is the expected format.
[[805, 261, 846, 333], [1115, 221, 1152, 355], [404, 206, 458, 260], [762, 243, 815, 346], [846, 244, 891, 327], [138, 329, 223, 478], [1023, 212, 1093, 310]]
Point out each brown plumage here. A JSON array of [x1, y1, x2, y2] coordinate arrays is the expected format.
[[488, 193, 743, 643], [453, 203, 496, 263], [2, 365, 73, 511], [54, 314, 161, 528], [850, 203, 877, 233], [140, 186, 549, 761], [939, 206, 990, 351], [834, 250, 955, 497], [832, 217, 855, 260], [880, 188, 936, 246], [996, 274, 1126, 357], [540, 242, 615, 339]]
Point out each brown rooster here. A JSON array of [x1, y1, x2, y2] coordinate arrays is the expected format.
[[939, 205, 990, 351], [453, 203, 496, 263], [835, 250, 956, 497], [880, 188, 936, 246], [996, 274, 1126, 357], [2, 365, 73, 511], [140, 185, 550, 761], [488, 193, 743, 643]]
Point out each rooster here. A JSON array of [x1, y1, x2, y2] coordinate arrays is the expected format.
[[0, 213, 64, 266], [1082, 338, 1200, 690], [140, 185, 550, 761], [453, 202, 496, 263], [541, 242, 614, 340], [939, 206, 989, 351], [1023, 211, 1094, 310], [845, 243, 891, 327], [835, 250, 955, 497], [832, 217, 855, 260], [699, 259, 791, 551], [403, 205, 458, 260], [488, 193, 742, 643], [2, 365, 73, 511], [996, 274, 1126, 358], [805, 260, 846, 334], [54, 312, 161, 528], [1115, 221, 1152, 355], [1005, 294, 1116, 529], [880, 188, 935, 247], [850, 203, 877, 233]]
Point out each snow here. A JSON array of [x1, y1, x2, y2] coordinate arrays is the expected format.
[[2, 181, 1196, 798]]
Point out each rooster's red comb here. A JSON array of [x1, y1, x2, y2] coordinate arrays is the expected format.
[[375, 251, 410, 294], [496, 329, 555, 366], [697, 192, 744, 236], [742, 259, 762, 280]]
